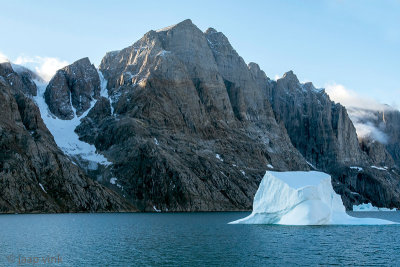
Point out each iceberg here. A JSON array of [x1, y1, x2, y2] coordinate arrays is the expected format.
[[353, 203, 397, 212], [230, 171, 396, 225]]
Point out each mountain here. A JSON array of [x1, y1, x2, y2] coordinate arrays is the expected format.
[[1, 19, 399, 212], [264, 71, 400, 209], [0, 62, 135, 213], [44, 19, 310, 211]]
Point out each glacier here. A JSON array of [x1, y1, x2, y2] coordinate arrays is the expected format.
[[230, 171, 396, 225], [33, 75, 111, 166]]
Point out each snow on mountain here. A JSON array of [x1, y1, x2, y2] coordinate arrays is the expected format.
[[230, 171, 396, 225], [98, 70, 114, 115], [33, 76, 111, 167]]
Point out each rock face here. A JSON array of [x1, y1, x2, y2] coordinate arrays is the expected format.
[[384, 110, 400, 167], [0, 62, 38, 96], [264, 70, 400, 210], [0, 63, 135, 213], [73, 19, 309, 211], [268, 71, 367, 169], [45, 57, 100, 119], [359, 138, 395, 167]]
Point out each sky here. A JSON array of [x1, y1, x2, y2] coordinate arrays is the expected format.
[[0, 0, 399, 108]]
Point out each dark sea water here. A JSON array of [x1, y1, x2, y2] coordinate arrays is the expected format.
[[0, 212, 400, 266]]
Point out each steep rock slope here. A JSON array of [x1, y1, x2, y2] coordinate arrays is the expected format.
[[269, 71, 367, 169], [45, 57, 100, 119], [0, 62, 135, 213], [264, 70, 400, 209], [382, 110, 400, 167], [70, 19, 308, 211]]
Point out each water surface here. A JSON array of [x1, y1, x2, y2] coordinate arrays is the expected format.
[[1, 212, 399, 266]]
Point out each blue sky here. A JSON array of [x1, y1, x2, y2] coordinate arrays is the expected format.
[[0, 0, 399, 107]]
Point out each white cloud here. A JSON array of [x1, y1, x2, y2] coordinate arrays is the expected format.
[[348, 108, 389, 144], [325, 83, 390, 143], [0, 51, 9, 63], [325, 83, 390, 111], [352, 121, 388, 144], [14, 55, 68, 82]]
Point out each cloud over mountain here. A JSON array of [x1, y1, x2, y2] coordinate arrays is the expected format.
[[326, 83, 390, 143], [14, 55, 68, 82], [0, 51, 9, 63]]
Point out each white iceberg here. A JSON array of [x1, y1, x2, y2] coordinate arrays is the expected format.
[[230, 171, 396, 225], [353, 203, 397, 212]]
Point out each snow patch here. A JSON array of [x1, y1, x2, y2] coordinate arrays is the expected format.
[[33, 80, 111, 166], [153, 205, 161, 212], [267, 164, 274, 169], [215, 154, 223, 162], [110, 177, 117, 185], [371, 166, 387, 171], [98, 70, 114, 115], [154, 138, 159, 146], [353, 203, 397, 211], [39, 183, 47, 194], [350, 166, 363, 171], [306, 160, 316, 169], [240, 170, 246, 176], [230, 171, 396, 225], [157, 50, 171, 57]]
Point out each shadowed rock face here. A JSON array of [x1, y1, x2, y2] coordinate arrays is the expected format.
[[205, 28, 274, 123], [360, 138, 395, 167], [45, 57, 100, 119], [265, 70, 400, 210], [0, 63, 135, 213], [0, 62, 38, 96], [268, 71, 367, 170], [384, 110, 400, 167], [76, 19, 309, 211], [331, 165, 400, 210]]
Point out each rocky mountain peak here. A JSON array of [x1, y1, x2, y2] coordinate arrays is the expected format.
[[248, 62, 269, 81], [45, 57, 100, 119], [204, 27, 232, 50], [71, 57, 91, 67], [281, 70, 299, 82], [99, 19, 237, 125], [0, 62, 38, 96], [0, 62, 13, 75], [156, 19, 195, 32], [303, 81, 314, 88]]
